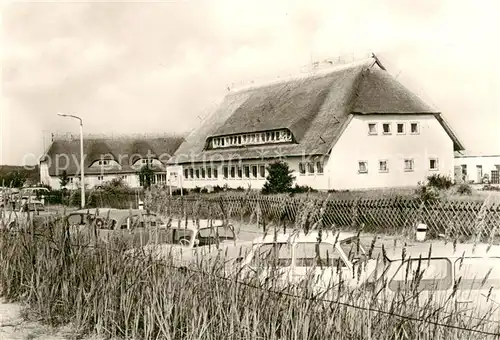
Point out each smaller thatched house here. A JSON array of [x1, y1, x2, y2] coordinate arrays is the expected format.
[[40, 134, 184, 189], [167, 54, 464, 191]]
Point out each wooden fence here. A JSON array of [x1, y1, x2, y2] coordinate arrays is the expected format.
[[146, 193, 500, 239]]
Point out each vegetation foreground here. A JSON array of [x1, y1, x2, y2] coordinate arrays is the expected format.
[[0, 217, 499, 340]]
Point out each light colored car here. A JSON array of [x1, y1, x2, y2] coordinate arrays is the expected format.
[[19, 187, 49, 211], [0, 187, 20, 209], [369, 243, 500, 325], [131, 219, 254, 268], [67, 208, 166, 247], [233, 230, 378, 295]]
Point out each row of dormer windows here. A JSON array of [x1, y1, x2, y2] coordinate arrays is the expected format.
[[184, 164, 268, 180], [211, 129, 293, 148], [368, 122, 420, 135]]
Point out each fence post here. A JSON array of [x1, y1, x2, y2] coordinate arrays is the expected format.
[[351, 198, 359, 229]]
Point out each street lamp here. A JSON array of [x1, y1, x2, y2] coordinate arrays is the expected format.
[[57, 113, 85, 209]]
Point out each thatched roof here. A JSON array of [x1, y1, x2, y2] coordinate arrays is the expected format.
[[42, 135, 184, 176], [169, 56, 464, 164]]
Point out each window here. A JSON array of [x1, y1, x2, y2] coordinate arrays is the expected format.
[[230, 166, 235, 179], [184, 169, 189, 179], [410, 122, 419, 134], [207, 168, 212, 179], [213, 168, 218, 179], [294, 242, 345, 267], [397, 123, 405, 134], [307, 162, 315, 174], [358, 161, 368, 174], [223, 166, 228, 179], [221, 139, 225, 146], [388, 258, 453, 292], [404, 159, 414, 172], [316, 162, 324, 174], [97, 175, 104, 181], [121, 175, 127, 180], [238, 136, 242, 144], [259, 165, 266, 178], [299, 163, 306, 175], [379, 160, 388, 173], [189, 168, 194, 178], [382, 123, 391, 135], [276, 131, 280, 140], [368, 123, 377, 135], [454, 258, 500, 290], [237, 166, 243, 178], [244, 165, 250, 178], [252, 165, 258, 178], [195, 169, 200, 178], [429, 158, 439, 171], [201, 168, 206, 179], [250, 243, 293, 268], [69, 177, 74, 183]]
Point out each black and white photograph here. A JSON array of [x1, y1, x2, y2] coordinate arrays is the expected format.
[[1, 1, 499, 339]]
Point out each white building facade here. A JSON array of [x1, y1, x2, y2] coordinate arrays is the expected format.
[[167, 56, 464, 191], [453, 154, 500, 184], [40, 135, 184, 190]]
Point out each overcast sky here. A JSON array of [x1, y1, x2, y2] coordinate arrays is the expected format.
[[1, 0, 499, 165]]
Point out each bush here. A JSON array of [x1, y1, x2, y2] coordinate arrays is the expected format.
[[456, 183, 472, 195], [290, 185, 317, 194], [262, 161, 295, 194], [415, 182, 441, 202], [426, 174, 453, 190], [191, 186, 202, 194], [171, 188, 187, 196], [482, 184, 500, 192]]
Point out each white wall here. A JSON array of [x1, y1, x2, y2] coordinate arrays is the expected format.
[[170, 156, 329, 190], [44, 173, 143, 190], [171, 114, 456, 191], [454, 156, 500, 183], [39, 161, 51, 187], [326, 114, 455, 190]]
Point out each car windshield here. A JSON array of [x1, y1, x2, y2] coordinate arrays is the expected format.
[[250, 243, 293, 268], [339, 237, 367, 262], [387, 258, 453, 291], [455, 257, 500, 291], [171, 229, 195, 245], [295, 242, 347, 267]]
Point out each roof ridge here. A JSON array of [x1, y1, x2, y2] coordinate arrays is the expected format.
[[228, 57, 376, 94]]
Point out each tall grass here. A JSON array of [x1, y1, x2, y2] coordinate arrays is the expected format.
[[1, 211, 499, 340]]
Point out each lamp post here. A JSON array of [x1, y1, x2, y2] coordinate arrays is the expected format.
[[57, 113, 85, 209]]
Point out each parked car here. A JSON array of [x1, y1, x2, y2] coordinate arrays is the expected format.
[[0, 187, 20, 209], [233, 230, 378, 296], [19, 187, 49, 211], [366, 243, 500, 324], [129, 219, 254, 268], [67, 208, 166, 247]]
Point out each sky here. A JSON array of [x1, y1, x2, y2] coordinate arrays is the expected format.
[[1, 0, 499, 166]]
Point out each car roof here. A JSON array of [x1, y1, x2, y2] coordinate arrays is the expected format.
[[251, 230, 358, 245], [384, 242, 500, 261], [168, 219, 226, 231], [69, 208, 153, 220]]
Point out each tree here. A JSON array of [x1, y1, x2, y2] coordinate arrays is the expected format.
[[261, 161, 295, 194], [59, 170, 70, 189], [138, 164, 154, 189], [0, 170, 27, 188]]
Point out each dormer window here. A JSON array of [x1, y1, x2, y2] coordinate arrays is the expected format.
[[141, 159, 153, 165], [208, 129, 293, 149], [98, 160, 110, 166]]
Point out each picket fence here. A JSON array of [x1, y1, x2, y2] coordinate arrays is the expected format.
[[146, 194, 500, 239]]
